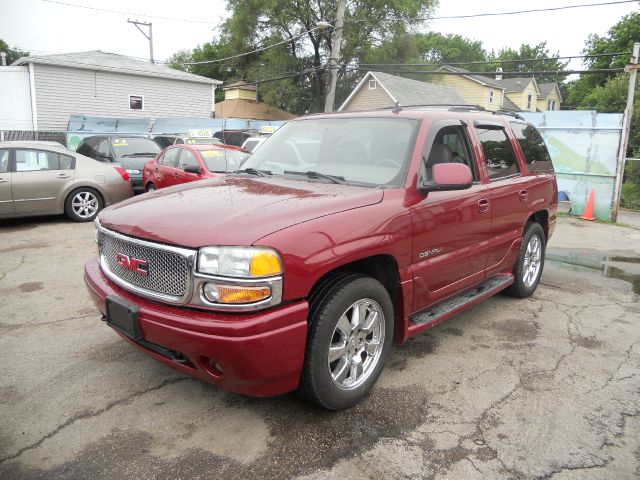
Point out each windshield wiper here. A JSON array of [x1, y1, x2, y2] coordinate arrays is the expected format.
[[122, 152, 158, 157], [284, 170, 346, 184], [233, 168, 272, 177]]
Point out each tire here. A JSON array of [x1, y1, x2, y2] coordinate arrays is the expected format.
[[298, 274, 394, 410], [146, 182, 157, 192], [64, 187, 104, 222], [505, 222, 546, 298]]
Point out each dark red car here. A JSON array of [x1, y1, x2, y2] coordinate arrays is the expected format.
[[142, 144, 249, 191], [85, 107, 557, 410]]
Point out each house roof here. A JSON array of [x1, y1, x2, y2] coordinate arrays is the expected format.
[[501, 97, 521, 112], [498, 77, 540, 94], [223, 81, 257, 91], [339, 71, 466, 111], [538, 82, 562, 101], [214, 98, 295, 120], [440, 65, 504, 89], [13, 50, 221, 85]]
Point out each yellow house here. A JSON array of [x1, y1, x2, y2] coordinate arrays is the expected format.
[[222, 81, 258, 101], [435, 66, 505, 111], [537, 83, 563, 111], [437, 66, 562, 112]]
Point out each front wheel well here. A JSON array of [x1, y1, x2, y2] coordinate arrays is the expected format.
[[307, 255, 402, 335]]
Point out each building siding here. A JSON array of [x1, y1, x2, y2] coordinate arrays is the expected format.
[[225, 89, 257, 101], [537, 88, 562, 111], [505, 80, 539, 112], [0, 66, 34, 130], [33, 64, 214, 130], [342, 84, 394, 111], [432, 75, 499, 111]]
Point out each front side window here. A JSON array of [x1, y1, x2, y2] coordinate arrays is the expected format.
[[129, 95, 144, 110], [423, 125, 477, 182], [15, 150, 61, 171], [242, 117, 419, 187], [476, 127, 520, 181], [510, 122, 554, 174], [201, 149, 248, 173]]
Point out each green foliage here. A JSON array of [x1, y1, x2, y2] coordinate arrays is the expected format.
[[490, 42, 569, 83], [414, 32, 487, 68], [0, 39, 29, 64], [621, 181, 640, 210], [165, 50, 193, 72]]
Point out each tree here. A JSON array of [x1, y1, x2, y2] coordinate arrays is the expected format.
[[414, 32, 487, 69], [0, 39, 29, 65], [166, 50, 193, 72], [182, 0, 438, 114], [490, 42, 569, 83]]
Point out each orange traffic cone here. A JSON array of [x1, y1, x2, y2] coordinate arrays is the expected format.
[[580, 189, 596, 221]]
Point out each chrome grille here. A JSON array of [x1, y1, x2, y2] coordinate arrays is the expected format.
[[98, 229, 193, 298]]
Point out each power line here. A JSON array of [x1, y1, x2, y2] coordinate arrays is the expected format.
[[346, 0, 639, 23], [357, 52, 633, 68], [42, 0, 217, 25], [346, 67, 625, 76], [184, 25, 330, 65]]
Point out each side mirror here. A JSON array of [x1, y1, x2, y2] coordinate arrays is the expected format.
[[418, 163, 473, 194], [184, 164, 201, 175], [95, 154, 112, 162]]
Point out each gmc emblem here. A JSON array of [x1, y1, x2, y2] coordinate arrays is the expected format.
[[116, 253, 148, 276]]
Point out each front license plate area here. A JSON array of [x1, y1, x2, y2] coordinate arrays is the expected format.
[[105, 295, 142, 340]]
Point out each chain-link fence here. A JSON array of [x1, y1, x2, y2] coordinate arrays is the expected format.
[[0, 130, 67, 145]]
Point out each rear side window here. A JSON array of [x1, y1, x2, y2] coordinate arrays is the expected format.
[[15, 150, 63, 171], [0, 149, 9, 173], [476, 126, 519, 181], [160, 148, 181, 168], [178, 149, 199, 169], [511, 123, 554, 173]]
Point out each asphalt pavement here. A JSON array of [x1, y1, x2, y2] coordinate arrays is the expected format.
[[0, 214, 638, 479]]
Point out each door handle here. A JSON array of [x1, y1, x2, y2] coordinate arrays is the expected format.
[[0, 179, 8, 183], [154, 167, 159, 172], [519, 189, 528, 203], [57, 174, 70, 179], [478, 198, 490, 213]]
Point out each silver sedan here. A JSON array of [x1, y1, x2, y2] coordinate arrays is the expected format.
[[0, 141, 133, 222]]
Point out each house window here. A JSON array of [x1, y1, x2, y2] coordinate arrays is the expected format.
[[489, 90, 494, 104], [368, 80, 377, 90], [548, 100, 556, 111], [129, 95, 144, 110], [527, 94, 533, 110]]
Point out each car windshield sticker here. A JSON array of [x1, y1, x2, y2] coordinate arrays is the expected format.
[[202, 150, 224, 157], [111, 139, 129, 147]]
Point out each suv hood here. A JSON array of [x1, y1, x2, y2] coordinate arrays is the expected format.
[[99, 176, 384, 248]]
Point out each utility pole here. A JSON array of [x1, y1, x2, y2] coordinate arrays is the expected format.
[[324, 0, 347, 113], [611, 41, 639, 222], [127, 19, 154, 63]]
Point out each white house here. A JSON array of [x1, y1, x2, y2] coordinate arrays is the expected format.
[[5, 50, 221, 131]]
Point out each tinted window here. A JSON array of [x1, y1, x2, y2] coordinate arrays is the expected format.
[[76, 141, 95, 157], [0, 149, 9, 173], [110, 138, 160, 159], [15, 150, 60, 171], [97, 140, 112, 160], [160, 148, 181, 168], [178, 149, 199, 169], [201, 149, 249, 172], [511, 123, 554, 173], [476, 127, 520, 181], [154, 137, 174, 149]]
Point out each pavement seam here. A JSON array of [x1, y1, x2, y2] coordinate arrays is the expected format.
[[0, 377, 190, 465], [0, 253, 26, 283]]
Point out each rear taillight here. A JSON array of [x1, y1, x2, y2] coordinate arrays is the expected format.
[[114, 166, 130, 181]]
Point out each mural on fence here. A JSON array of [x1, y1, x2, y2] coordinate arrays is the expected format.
[[521, 111, 624, 221]]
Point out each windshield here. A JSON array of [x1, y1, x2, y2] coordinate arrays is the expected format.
[[201, 149, 249, 172], [186, 137, 223, 145], [241, 117, 419, 187], [111, 138, 161, 158]]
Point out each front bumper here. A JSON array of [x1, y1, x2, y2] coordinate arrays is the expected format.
[[84, 257, 308, 396]]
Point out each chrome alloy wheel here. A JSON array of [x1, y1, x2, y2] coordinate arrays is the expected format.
[[71, 191, 99, 219], [523, 234, 542, 287], [328, 298, 385, 390]]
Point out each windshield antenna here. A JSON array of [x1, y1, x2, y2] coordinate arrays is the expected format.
[[392, 101, 403, 114]]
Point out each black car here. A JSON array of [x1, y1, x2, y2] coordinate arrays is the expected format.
[[76, 136, 161, 193]]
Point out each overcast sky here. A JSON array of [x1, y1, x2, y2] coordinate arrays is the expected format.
[[0, 0, 637, 69]]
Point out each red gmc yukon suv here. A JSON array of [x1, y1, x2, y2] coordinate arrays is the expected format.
[[84, 107, 557, 410]]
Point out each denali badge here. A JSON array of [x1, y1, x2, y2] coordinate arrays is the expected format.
[[419, 247, 443, 259], [116, 253, 148, 276]]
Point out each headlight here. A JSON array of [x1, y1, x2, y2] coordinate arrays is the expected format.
[[198, 246, 283, 278]]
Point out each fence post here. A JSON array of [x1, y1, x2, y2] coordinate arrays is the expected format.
[[0, 131, 4, 142], [611, 42, 639, 222]]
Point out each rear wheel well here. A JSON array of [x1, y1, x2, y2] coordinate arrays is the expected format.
[[307, 255, 402, 335], [527, 210, 549, 240]]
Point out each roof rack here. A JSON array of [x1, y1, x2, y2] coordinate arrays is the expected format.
[[494, 109, 525, 120], [448, 105, 486, 113]]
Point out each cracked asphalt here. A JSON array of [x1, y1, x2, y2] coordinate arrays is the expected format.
[[0, 215, 639, 479]]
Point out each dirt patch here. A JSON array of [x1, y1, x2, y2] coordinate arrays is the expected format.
[[573, 335, 603, 350], [440, 327, 463, 336], [18, 282, 44, 293], [486, 319, 539, 344]]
